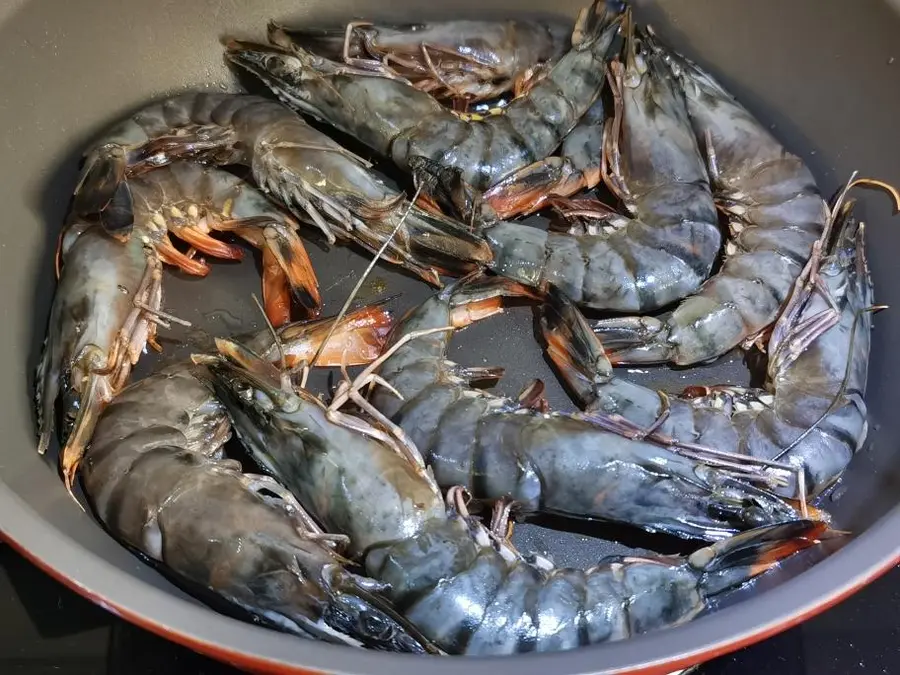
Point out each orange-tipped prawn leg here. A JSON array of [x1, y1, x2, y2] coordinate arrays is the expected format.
[[260, 247, 293, 328], [128, 162, 322, 325], [223, 219, 321, 325]]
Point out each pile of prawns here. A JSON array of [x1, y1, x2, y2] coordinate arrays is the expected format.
[[34, 0, 897, 657]]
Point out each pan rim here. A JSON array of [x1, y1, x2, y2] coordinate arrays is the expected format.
[[2, 481, 897, 675], [4, 0, 900, 670]]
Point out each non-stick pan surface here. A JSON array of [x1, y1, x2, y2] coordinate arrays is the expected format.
[[1, 1, 899, 673]]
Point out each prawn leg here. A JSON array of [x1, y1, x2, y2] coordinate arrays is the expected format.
[[260, 247, 292, 328], [57, 253, 163, 494]]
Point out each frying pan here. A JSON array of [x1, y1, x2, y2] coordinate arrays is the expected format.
[[1, 0, 899, 673]]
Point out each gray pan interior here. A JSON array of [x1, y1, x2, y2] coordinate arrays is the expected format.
[[1, 0, 899, 673]]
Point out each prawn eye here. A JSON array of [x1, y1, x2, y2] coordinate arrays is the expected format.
[[359, 611, 392, 640], [266, 54, 301, 82], [253, 389, 275, 412], [740, 500, 770, 528]]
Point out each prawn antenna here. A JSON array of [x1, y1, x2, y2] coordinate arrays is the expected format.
[[773, 303, 888, 462], [309, 182, 425, 368], [251, 292, 291, 392], [772, 173, 897, 461], [847, 176, 900, 215]]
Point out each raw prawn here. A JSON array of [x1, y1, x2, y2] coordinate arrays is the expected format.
[[37, 161, 320, 490], [486, 14, 721, 313], [590, 31, 829, 365], [81, 363, 436, 653], [367, 275, 805, 540], [206, 339, 826, 654], [541, 188, 877, 498], [270, 18, 570, 105], [34, 220, 163, 492], [73, 93, 492, 286], [226, 1, 623, 190]]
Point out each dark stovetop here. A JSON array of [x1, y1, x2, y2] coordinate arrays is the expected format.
[[1, 544, 897, 675]]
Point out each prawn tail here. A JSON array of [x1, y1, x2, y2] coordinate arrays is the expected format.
[[445, 272, 543, 328], [589, 314, 673, 365], [260, 223, 322, 320], [483, 157, 588, 220], [390, 206, 495, 277], [691, 520, 831, 597], [539, 285, 612, 408], [280, 302, 395, 368], [407, 155, 499, 228], [267, 23, 347, 60], [573, 0, 627, 50], [261, 248, 293, 328]]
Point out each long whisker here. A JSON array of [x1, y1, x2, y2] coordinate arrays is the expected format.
[[251, 292, 291, 393], [772, 304, 886, 461], [848, 176, 900, 214], [815, 172, 859, 256], [309, 183, 424, 368]]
